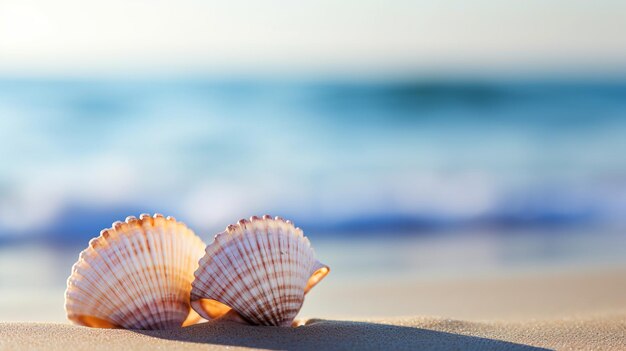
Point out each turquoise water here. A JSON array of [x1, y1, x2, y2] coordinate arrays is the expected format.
[[1, 76, 625, 320], [0, 78, 625, 241]]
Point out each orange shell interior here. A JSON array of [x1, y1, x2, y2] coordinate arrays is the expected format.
[[193, 265, 330, 323], [69, 307, 202, 329]]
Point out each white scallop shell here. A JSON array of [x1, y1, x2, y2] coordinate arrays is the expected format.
[[65, 214, 206, 330], [190, 215, 329, 326]]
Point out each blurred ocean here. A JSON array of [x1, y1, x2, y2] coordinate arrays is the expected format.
[[0, 78, 625, 241], [1, 77, 626, 322]]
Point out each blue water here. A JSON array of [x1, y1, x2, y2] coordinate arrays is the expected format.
[[0, 78, 625, 242]]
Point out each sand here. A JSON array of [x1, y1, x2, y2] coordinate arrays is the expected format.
[[301, 267, 626, 321], [2, 267, 625, 350], [1, 315, 625, 351]]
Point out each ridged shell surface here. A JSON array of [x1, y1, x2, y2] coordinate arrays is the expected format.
[[65, 214, 206, 330], [190, 215, 329, 326]]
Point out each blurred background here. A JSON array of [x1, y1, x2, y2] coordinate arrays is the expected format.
[[1, 0, 625, 322]]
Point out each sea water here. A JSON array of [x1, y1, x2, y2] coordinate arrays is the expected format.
[[0, 77, 625, 321]]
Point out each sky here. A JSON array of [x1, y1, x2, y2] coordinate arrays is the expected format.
[[1, 0, 626, 77]]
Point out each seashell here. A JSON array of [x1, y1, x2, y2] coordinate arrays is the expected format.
[[65, 213, 206, 330], [190, 215, 330, 327]]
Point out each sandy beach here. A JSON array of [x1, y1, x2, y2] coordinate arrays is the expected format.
[[3, 1, 626, 349], [1, 315, 624, 351], [1, 267, 625, 351]]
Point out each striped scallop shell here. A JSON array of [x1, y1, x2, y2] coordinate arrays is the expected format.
[[190, 215, 329, 326], [65, 214, 206, 330]]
